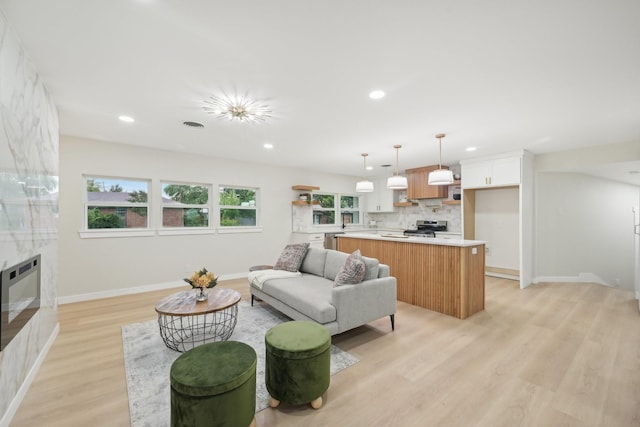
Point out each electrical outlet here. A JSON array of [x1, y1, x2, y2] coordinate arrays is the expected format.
[[485, 247, 490, 255]]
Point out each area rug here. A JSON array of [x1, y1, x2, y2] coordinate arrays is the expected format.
[[122, 300, 359, 427]]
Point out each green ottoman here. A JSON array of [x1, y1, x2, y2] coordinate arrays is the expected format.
[[265, 320, 331, 409], [170, 341, 257, 427]]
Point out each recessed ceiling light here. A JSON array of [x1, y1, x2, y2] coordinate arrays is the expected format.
[[366, 166, 374, 170], [183, 121, 204, 128], [118, 115, 134, 123], [466, 147, 477, 152], [369, 90, 385, 100], [263, 143, 274, 149]]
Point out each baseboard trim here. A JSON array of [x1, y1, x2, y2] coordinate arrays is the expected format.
[[486, 266, 520, 277], [58, 272, 249, 305], [533, 274, 611, 287], [0, 323, 59, 427], [486, 271, 519, 281]]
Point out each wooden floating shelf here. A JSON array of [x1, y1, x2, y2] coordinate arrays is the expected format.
[[394, 202, 419, 207], [442, 200, 461, 205], [292, 185, 320, 191], [292, 200, 320, 206]]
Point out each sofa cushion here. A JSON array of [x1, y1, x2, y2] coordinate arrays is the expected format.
[[300, 247, 327, 277], [261, 275, 337, 324], [335, 250, 366, 285], [274, 243, 309, 272], [323, 250, 349, 281], [361, 255, 380, 281]]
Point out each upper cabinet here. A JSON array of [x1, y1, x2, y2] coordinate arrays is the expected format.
[[461, 156, 520, 189], [405, 165, 449, 199], [366, 177, 395, 212]]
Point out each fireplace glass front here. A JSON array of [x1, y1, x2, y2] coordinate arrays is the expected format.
[[1, 254, 41, 351]]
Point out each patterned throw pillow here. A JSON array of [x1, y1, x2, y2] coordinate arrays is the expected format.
[[334, 250, 366, 286], [273, 243, 310, 272]]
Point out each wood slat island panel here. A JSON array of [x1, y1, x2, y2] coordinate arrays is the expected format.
[[337, 235, 485, 319]]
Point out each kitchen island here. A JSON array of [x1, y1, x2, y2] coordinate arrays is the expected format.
[[337, 234, 485, 319]]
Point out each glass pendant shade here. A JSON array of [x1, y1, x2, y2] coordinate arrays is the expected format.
[[387, 175, 408, 189], [356, 153, 374, 193], [356, 180, 375, 192], [428, 168, 454, 185]]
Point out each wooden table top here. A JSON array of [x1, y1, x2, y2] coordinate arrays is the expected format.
[[155, 287, 241, 316]]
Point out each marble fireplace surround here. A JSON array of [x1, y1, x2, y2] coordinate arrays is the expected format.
[[0, 9, 59, 427]]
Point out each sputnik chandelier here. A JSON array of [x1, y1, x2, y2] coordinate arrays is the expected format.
[[203, 92, 272, 123]]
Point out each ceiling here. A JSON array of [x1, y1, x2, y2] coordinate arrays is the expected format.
[[2, 0, 639, 184]]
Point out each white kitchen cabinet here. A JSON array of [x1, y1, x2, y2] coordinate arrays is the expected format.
[[460, 150, 534, 290], [290, 232, 325, 249], [366, 178, 395, 212], [462, 156, 521, 189]]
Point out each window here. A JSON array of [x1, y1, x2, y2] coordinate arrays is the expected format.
[[312, 193, 336, 225], [340, 195, 361, 225], [161, 182, 210, 228], [85, 177, 149, 229], [219, 186, 258, 227], [311, 193, 362, 226]]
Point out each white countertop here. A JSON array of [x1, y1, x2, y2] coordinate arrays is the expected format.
[[337, 233, 485, 247], [292, 227, 405, 234]]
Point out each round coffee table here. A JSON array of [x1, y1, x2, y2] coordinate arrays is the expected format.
[[155, 287, 241, 352]]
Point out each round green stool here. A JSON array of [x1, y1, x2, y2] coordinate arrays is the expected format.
[[265, 320, 331, 409], [170, 341, 257, 427]]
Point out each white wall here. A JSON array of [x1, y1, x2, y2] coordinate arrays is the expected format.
[[59, 136, 358, 299], [535, 172, 638, 290], [475, 187, 519, 270], [535, 140, 640, 171]]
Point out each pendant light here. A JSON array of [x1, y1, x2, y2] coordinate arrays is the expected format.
[[428, 133, 454, 185], [355, 153, 374, 193], [386, 145, 408, 189]]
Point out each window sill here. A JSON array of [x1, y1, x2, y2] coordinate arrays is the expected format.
[[79, 229, 155, 239], [79, 227, 262, 238], [218, 227, 263, 234]]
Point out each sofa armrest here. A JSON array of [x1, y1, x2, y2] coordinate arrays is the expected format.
[[331, 277, 397, 332]]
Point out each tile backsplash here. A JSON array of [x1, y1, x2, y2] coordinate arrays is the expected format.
[[368, 201, 462, 233]]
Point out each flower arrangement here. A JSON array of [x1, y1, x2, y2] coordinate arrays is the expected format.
[[184, 268, 218, 289]]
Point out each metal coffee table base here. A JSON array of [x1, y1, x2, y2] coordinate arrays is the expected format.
[[157, 304, 238, 352]]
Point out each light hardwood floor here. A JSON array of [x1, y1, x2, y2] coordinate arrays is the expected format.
[[11, 277, 640, 426]]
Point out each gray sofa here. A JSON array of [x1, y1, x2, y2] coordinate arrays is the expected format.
[[250, 248, 397, 335]]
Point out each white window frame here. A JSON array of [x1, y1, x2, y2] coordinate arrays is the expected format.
[[158, 181, 214, 235], [311, 192, 364, 227], [218, 185, 262, 233], [311, 192, 338, 226], [80, 175, 153, 238], [339, 193, 363, 226]]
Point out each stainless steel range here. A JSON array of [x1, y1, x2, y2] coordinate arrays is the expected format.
[[403, 220, 447, 238]]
